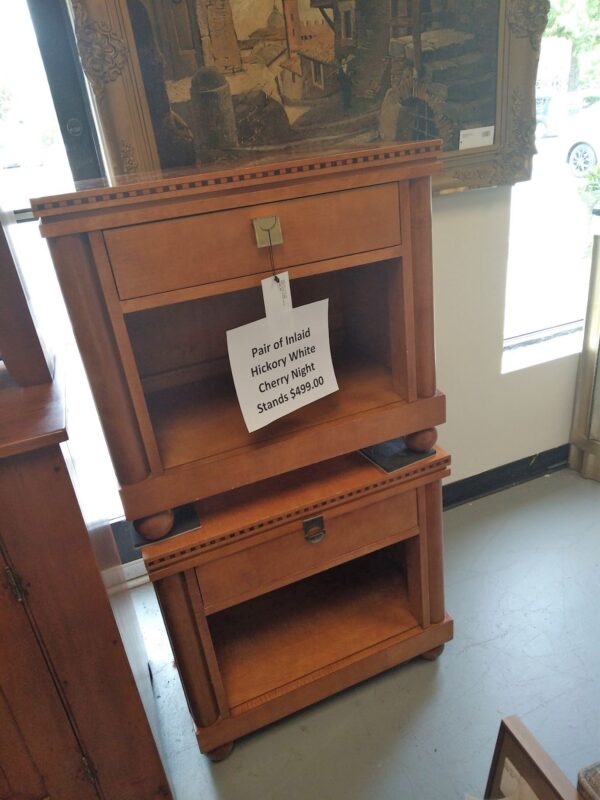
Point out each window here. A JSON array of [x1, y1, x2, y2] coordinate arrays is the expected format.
[[343, 10, 354, 40], [502, 1, 600, 372], [0, 1, 118, 521], [0, 0, 74, 210], [312, 60, 324, 88], [402, 97, 439, 141]]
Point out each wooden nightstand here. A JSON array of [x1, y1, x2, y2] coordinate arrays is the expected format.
[[143, 448, 452, 760], [34, 140, 452, 758]]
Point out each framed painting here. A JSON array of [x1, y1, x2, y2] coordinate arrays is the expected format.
[[69, 0, 549, 192], [485, 717, 583, 800]]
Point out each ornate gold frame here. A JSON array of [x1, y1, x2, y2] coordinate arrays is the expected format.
[[69, 0, 161, 179], [438, 0, 550, 193], [68, 0, 549, 193]]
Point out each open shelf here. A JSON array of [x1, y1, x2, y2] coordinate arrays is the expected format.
[[126, 262, 405, 470], [208, 548, 419, 711], [146, 352, 404, 469]]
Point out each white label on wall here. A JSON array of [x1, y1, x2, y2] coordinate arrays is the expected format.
[[459, 125, 495, 150], [227, 296, 339, 433]]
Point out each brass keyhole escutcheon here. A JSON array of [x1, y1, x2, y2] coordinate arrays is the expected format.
[[303, 515, 326, 544]]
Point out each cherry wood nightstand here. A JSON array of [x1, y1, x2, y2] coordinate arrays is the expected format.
[[34, 140, 452, 759]]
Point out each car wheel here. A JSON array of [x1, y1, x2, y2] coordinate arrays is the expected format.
[[568, 142, 597, 176]]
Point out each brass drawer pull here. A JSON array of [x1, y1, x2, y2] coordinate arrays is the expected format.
[[303, 515, 326, 544]]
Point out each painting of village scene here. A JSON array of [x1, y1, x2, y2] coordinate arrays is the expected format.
[[132, 0, 500, 169]]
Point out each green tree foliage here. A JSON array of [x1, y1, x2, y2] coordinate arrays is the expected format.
[[546, 0, 600, 86]]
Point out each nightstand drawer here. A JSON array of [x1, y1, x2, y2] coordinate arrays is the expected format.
[[104, 182, 401, 300], [197, 486, 418, 614]]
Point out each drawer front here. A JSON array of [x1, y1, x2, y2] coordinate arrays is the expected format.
[[197, 487, 418, 613], [104, 183, 401, 300]]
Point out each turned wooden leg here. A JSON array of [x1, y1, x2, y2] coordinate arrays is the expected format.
[[421, 644, 445, 661], [405, 427, 437, 453], [206, 742, 234, 762], [134, 509, 175, 541]]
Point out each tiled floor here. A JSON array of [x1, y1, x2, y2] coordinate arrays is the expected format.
[[133, 468, 600, 800]]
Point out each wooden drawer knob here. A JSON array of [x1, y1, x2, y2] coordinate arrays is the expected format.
[[405, 428, 437, 453]]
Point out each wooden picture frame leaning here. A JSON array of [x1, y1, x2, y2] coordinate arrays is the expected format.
[[68, 0, 549, 193], [485, 716, 583, 800]]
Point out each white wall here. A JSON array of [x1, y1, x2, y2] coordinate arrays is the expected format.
[[432, 185, 579, 483]]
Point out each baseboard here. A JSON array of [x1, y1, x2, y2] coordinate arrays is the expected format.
[[122, 558, 150, 589], [442, 445, 569, 510]]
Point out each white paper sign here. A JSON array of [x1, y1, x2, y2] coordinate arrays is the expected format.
[[459, 125, 495, 150], [226, 297, 339, 432]]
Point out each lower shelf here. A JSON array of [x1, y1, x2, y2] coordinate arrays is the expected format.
[[208, 549, 419, 711], [198, 612, 453, 753]]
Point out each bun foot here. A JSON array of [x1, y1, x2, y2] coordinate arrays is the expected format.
[[207, 742, 234, 762], [134, 509, 175, 541], [421, 644, 445, 661], [405, 428, 437, 453]]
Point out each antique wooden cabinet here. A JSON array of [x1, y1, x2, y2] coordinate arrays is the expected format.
[[33, 140, 452, 758], [0, 225, 171, 798]]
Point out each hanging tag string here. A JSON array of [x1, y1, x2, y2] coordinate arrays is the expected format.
[[258, 217, 280, 283], [268, 230, 279, 283]]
